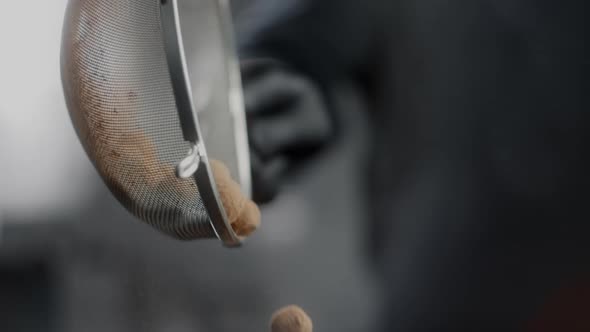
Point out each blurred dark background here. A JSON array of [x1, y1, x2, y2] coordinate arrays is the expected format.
[[5, 0, 589, 331], [0, 1, 380, 331]]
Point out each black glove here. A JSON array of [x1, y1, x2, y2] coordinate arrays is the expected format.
[[241, 59, 335, 204]]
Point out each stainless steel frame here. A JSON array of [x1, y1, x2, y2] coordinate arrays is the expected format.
[[160, 0, 250, 247]]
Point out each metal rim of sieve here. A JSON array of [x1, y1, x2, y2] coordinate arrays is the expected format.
[[160, 0, 251, 247], [160, 0, 249, 247]]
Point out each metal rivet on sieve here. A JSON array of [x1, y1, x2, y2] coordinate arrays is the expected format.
[[176, 144, 202, 179]]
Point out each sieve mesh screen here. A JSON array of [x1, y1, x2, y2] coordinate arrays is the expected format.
[[61, 0, 215, 239]]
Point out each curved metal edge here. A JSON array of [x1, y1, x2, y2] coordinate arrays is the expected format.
[[216, 0, 252, 199], [160, 0, 242, 247], [159, 0, 200, 143], [60, 0, 76, 131]]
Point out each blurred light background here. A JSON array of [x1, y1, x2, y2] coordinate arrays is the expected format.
[[0, 1, 379, 331]]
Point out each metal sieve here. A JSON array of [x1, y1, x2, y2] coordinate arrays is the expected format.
[[60, 0, 251, 247]]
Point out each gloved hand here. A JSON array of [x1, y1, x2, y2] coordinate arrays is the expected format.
[[270, 305, 313, 332], [241, 59, 335, 204]]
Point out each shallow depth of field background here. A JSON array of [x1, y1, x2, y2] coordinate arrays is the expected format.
[[0, 1, 379, 331]]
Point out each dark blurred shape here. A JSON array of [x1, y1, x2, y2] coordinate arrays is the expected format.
[[0, 262, 55, 332], [0, 225, 58, 332], [526, 278, 590, 332], [241, 58, 335, 203], [236, 0, 590, 330]]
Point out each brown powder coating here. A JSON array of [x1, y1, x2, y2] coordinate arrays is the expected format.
[[210, 159, 261, 237], [78, 111, 260, 238], [270, 306, 313, 332]]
